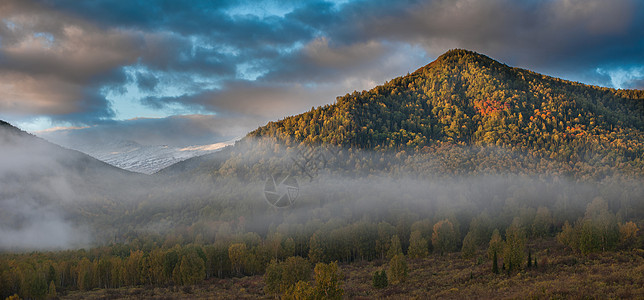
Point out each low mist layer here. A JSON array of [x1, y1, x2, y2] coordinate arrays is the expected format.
[[1, 127, 642, 253]]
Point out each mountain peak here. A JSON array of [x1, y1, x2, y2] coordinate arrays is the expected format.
[[416, 49, 502, 75], [437, 48, 487, 60]]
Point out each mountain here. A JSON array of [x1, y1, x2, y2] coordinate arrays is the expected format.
[[0, 120, 133, 179], [156, 145, 234, 175], [0, 120, 141, 249], [61, 138, 234, 174], [246, 49, 643, 176]]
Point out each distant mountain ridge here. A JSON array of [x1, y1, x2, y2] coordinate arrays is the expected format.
[[64, 138, 234, 174], [248, 49, 643, 172]]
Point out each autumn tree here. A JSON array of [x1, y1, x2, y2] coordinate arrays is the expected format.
[[532, 206, 553, 238], [386, 235, 403, 260], [124, 250, 144, 286], [147, 249, 166, 284], [204, 244, 231, 279], [619, 221, 639, 248], [283, 280, 314, 300], [503, 222, 526, 273], [174, 251, 206, 285], [77, 257, 93, 291], [284, 237, 296, 258], [163, 248, 180, 283], [556, 221, 578, 251], [432, 219, 458, 255], [263, 260, 282, 295], [467, 213, 492, 246], [312, 262, 343, 299], [578, 198, 619, 254], [388, 254, 408, 284], [308, 233, 324, 264], [264, 257, 312, 295], [376, 222, 396, 260], [228, 243, 247, 276], [408, 230, 429, 259], [47, 265, 56, 287], [47, 280, 56, 299], [487, 229, 503, 260], [461, 231, 477, 259]]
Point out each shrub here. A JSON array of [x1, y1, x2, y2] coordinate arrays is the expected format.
[[372, 270, 388, 289]]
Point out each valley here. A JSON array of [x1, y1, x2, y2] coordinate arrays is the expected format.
[[0, 50, 642, 299]]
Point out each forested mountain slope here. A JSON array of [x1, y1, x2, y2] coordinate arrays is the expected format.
[[248, 49, 643, 175]]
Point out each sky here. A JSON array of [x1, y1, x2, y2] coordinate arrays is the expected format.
[[0, 0, 643, 147]]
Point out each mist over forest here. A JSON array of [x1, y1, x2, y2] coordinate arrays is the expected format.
[[0, 50, 642, 299], [1, 130, 642, 251]]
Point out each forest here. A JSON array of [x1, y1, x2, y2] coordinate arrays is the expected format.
[[0, 50, 643, 299], [251, 50, 643, 174]]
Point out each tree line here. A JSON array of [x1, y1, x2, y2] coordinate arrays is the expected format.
[[1, 192, 640, 299]]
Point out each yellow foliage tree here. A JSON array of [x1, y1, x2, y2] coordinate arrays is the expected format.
[[228, 243, 247, 276]]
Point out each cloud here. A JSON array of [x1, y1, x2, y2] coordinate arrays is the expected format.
[[38, 114, 255, 148], [141, 81, 333, 120], [596, 66, 644, 89], [1, 0, 641, 146], [135, 70, 160, 92], [323, 0, 644, 82], [0, 0, 140, 121]]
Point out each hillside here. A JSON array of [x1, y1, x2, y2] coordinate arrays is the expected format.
[[0, 120, 134, 177], [0, 120, 142, 250], [249, 49, 643, 175]]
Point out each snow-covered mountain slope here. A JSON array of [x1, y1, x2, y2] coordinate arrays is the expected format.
[[67, 139, 235, 174]]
